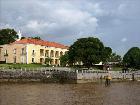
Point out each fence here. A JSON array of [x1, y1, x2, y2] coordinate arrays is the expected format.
[[76, 70, 140, 81]]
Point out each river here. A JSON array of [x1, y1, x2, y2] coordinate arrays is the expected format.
[[0, 82, 140, 105]]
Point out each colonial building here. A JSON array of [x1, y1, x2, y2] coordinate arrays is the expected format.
[[0, 38, 68, 65]]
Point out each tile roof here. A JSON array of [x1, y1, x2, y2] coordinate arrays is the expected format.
[[12, 38, 69, 49]]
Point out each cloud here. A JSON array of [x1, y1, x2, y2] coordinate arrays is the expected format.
[[22, 3, 99, 40], [121, 38, 127, 42], [26, 20, 40, 29], [0, 0, 140, 55], [0, 0, 99, 39]]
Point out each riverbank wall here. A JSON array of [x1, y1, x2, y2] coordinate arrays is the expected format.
[[0, 69, 77, 83], [0, 69, 140, 83], [76, 70, 140, 83]]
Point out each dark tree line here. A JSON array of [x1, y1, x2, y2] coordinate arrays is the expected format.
[[1, 28, 139, 69], [123, 47, 140, 69], [60, 37, 140, 69]]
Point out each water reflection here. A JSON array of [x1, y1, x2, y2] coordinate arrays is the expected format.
[[0, 82, 140, 105]]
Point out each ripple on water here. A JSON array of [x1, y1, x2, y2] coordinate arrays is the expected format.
[[0, 82, 140, 105]]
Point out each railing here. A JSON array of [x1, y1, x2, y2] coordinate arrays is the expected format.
[[45, 55, 49, 57], [40, 53, 44, 57], [76, 70, 140, 80]]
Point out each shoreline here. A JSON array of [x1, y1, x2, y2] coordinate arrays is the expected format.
[[0, 78, 139, 84]]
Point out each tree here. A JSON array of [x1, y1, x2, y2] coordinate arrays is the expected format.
[[60, 53, 69, 66], [102, 47, 112, 63], [108, 53, 122, 62], [123, 47, 140, 69], [68, 37, 112, 68], [30, 36, 41, 40], [21, 36, 26, 39], [0, 28, 18, 45], [21, 36, 41, 40]]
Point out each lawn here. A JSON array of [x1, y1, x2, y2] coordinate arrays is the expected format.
[[111, 66, 122, 71], [0, 63, 123, 71], [0, 63, 47, 70]]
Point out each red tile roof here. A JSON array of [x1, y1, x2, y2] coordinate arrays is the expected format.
[[12, 38, 69, 49]]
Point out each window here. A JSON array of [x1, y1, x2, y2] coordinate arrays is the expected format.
[[14, 56, 16, 63], [32, 50, 35, 56], [5, 50, 7, 54], [21, 57, 24, 63], [5, 58, 7, 63], [32, 58, 34, 63], [4, 50, 8, 56], [13, 49, 16, 54], [21, 48, 24, 55]]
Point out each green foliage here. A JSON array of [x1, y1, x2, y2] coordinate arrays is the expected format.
[[68, 37, 112, 68], [21, 36, 26, 39], [60, 53, 69, 66], [123, 47, 140, 69], [108, 53, 122, 62], [0, 63, 46, 69], [102, 47, 112, 62], [30, 36, 41, 40], [0, 28, 18, 45], [21, 36, 41, 40]]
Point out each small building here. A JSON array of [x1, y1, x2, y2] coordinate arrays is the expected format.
[[0, 38, 68, 66]]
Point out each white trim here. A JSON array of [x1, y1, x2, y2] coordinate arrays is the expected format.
[[21, 57, 24, 63]]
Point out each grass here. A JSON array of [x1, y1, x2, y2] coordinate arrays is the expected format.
[[0, 63, 47, 70], [0, 63, 123, 71], [111, 67, 122, 71]]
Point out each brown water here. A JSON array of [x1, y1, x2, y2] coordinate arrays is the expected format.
[[0, 82, 140, 105]]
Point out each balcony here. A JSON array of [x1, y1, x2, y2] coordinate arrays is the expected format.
[[40, 49, 44, 57], [50, 50, 54, 58], [45, 55, 49, 58], [45, 50, 49, 57], [40, 53, 44, 57], [55, 51, 59, 58], [60, 51, 63, 57]]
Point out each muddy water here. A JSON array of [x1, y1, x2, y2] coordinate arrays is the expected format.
[[0, 82, 140, 105]]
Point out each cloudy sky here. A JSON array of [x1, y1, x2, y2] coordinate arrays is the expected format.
[[0, 0, 140, 56]]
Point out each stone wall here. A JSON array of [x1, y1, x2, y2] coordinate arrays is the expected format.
[[0, 69, 77, 83], [0, 68, 140, 83]]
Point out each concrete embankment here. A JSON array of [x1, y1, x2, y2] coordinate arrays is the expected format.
[[76, 70, 140, 83]]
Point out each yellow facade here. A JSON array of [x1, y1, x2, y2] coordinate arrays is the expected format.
[[0, 43, 68, 65]]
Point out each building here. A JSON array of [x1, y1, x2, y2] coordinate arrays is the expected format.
[[0, 38, 68, 65]]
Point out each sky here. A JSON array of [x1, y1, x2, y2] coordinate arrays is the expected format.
[[0, 0, 140, 56]]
